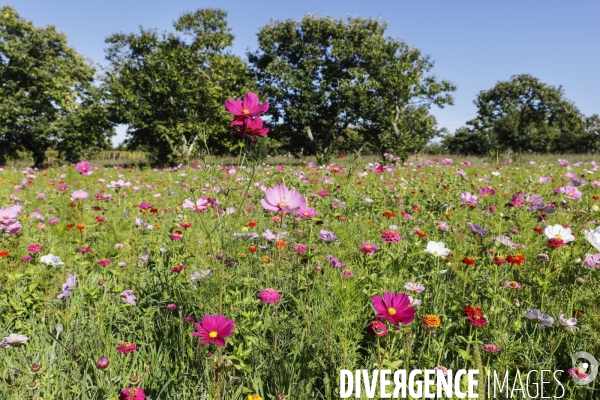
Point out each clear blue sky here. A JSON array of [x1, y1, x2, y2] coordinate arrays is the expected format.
[[10, 0, 600, 146]]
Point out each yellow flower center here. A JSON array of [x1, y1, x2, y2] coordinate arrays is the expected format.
[[209, 331, 218, 338], [511, 281, 518, 286], [242, 109, 250, 115], [568, 192, 573, 196], [387, 307, 397, 316], [556, 234, 562, 239], [433, 251, 439, 255], [278, 202, 287, 207]]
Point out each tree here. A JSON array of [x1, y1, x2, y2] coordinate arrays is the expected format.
[[0, 6, 113, 167], [103, 9, 252, 165], [459, 74, 587, 154], [249, 14, 455, 163]]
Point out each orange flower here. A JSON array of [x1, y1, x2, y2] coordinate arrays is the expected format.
[[248, 245, 258, 253], [415, 231, 427, 238], [383, 210, 396, 218], [462, 257, 475, 265], [76, 224, 85, 231], [423, 315, 441, 328], [275, 240, 287, 249], [506, 254, 525, 266], [0, 250, 9, 257], [261, 255, 271, 264]]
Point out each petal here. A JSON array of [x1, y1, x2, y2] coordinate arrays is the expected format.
[[371, 295, 386, 314], [224, 99, 243, 115], [382, 292, 394, 307], [394, 307, 416, 325], [243, 92, 259, 113], [391, 293, 410, 310]]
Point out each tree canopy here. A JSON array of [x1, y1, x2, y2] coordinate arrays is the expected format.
[[249, 14, 455, 162], [102, 9, 252, 165], [443, 74, 596, 155], [0, 6, 113, 167]]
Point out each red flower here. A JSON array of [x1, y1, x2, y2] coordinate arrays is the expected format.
[[248, 221, 257, 227], [0, 250, 8, 257], [533, 227, 544, 233], [248, 245, 258, 253], [383, 210, 396, 218], [171, 264, 184, 273], [506, 254, 525, 265], [462, 257, 475, 265], [547, 238, 565, 248]]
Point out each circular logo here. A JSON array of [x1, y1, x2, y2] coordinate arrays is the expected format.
[[572, 351, 598, 386]]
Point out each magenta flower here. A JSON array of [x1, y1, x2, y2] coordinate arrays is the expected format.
[[70, 190, 89, 201], [230, 116, 270, 141], [371, 292, 416, 325], [366, 321, 388, 337], [165, 303, 177, 311], [119, 387, 146, 400], [296, 205, 318, 219], [117, 342, 137, 354], [225, 92, 269, 119], [483, 343, 500, 354], [28, 243, 42, 253], [381, 230, 401, 243], [192, 314, 235, 347], [478, 187, 495, 197], [360, 242, 377, 254], [75, 161, 92, 176], [258, 288, 280, 303], [261, 184, 306, 213]]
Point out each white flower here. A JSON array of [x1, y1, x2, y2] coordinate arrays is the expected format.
[[584, 227, 600, 252], [40, 254, 64, 267], [426, 241, 450, 257], [544, 224, 575, 243], [558, 313, 578, 332], [3, 333, 28, 347]]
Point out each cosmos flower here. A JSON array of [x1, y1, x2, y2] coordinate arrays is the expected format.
[[57, 273, 76, 300], [192, 314, 235, 347], [544, 224, 575, 243], [459, 192, 478, 205], [40, 254, 64, 267], [120, 290, 137, 306], [2, 334, 28, 347], [182, 197, 209, 212], [466, 222, 488, 237], [224, 92, 269, 119], [261, 184, 306, 213], [371, 292, 416, 325], [425, 241, 450, 257], [75, 161, 93, 176], [558, 313, 578, 332], [319, 230, 338, 243], [525, 308, 554, 329], [70, 190, 89, 201], [560, 185, 582, 200], [584, 227, 600, 252], [404, 282, 425, 293], [483, 344, 500, 354]]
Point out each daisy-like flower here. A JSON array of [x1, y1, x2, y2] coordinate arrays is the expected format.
[[584, 227, 600, 252], [483, 344, 500, 354], [182, 197, 209, 213], [2, 334, 28, 347], [544, 224, 575, 243], [260, 184, 306, 213], [70, 190, 89, 201], [360, 242, 377, 254], [107, 179, 131, 189], [57, 273, 76, 300], [117, 342, 137, 354], [404, 282, 425, 293], [40, 254, 64, 267], [525, 308, 554, 329], [459, 192, 478, 205], [120, 290, 137, 306], [425, 241, 450, 257], [371, 292, 416, 325], [568, 365, 589, 379], [381, 230, 401, 243], [119, 387, 146, 400], [319, 230, 338, 243], [560, 185, 582, 200], [558, 313, 578, 332], [192, 314, 235, 347]]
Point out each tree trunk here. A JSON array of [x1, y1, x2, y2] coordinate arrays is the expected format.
[[32, 150, 46, 169]]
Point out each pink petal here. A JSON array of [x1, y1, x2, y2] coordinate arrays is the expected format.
[[242, 92, 259, 112], [371, 295, 386, 314], [225, 99, 243, 115]]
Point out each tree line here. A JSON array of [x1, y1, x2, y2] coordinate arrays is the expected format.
[[1, 6, 597, 167]]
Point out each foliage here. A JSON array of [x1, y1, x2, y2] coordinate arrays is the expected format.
[[1, 155, 600, 398], [102, 9, 253, 166], [0, 6, 113, 168], [443, 74, 592, 155], [249, 14, 455, 163]]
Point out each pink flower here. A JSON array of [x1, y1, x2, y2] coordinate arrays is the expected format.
[[371, 292, 416, 325], [182, 197, 209, 212], [120, 290, 137, 306], [117, 342, 137, 354], [224, 92, 269, 119], [98, 258, 112, 267], [28, 243, 42, 253], [381, 230, 401, 243], [258, 288, 280, 303], [70, 190, 89, 201], [75, 161, 93, 176], [561, 185, 582, 200], [119, 387, 146, 400], [230, 116, 269, 141], [360, 242, 377, 254], [483, 343, 500, 354], [192, 314, 235, 347], [365, 321, 388, 337], [459, 191, 478, 205], [261, 184, 306, 213], [165, 303, 177, 311], [296, 205, 318, 219]]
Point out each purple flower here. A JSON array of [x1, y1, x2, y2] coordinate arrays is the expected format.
[[459, 191, 478, 205], [560, 186, 582, 200], [493, 235, 525, 249], [327, 255, 346, 268], [57, 273, 76, 300], [319, 230, 338, 243], [478, 187, 495, 197], [404, 282, 425, 293], [75, 161, 93, 175], [525, 308, 554, 329], [466, 222, 488, 237], [258, 288, 280, 303], [483, 344, 500, 354]]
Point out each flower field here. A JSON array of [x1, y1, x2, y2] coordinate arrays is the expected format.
[[1, 95, 600, 399]]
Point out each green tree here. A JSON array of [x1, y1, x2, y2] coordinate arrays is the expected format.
[[249, 14, 455, 163], [0, 6, 113, 167], [103, 9, 252, 165], [463, 74, 587, 154]]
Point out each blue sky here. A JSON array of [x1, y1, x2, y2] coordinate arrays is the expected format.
[[10, 0, 600, 146]]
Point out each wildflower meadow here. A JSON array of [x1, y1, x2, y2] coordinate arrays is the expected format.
[[1, 94, 600, 399]]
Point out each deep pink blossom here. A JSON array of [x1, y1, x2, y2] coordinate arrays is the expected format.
[[192, 314, 235, 347], [261, 184, 306, 213], [371, 292, 416, 325], [224, 92, 269, 119]]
